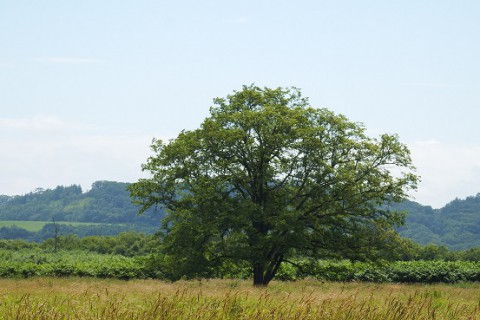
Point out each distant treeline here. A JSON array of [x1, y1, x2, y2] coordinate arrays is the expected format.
[[0, 232, 158, 257]]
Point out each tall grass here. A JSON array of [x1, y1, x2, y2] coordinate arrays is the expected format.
[[0, 278, 478, 319]]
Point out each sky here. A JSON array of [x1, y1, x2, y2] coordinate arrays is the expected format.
[[0, 1, 479, 208]]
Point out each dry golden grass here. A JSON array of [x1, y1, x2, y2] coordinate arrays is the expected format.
[[0, 278, 479, 319]]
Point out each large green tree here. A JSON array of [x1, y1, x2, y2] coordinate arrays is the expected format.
[[129, 85, 418, 286]]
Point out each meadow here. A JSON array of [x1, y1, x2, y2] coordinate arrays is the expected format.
[[1, 243, 479, 318], [0, 220, 109, 232], [0, 278, 479, 319]]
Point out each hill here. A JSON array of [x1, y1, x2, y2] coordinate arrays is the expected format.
[[0, 181, 163, 240], [396, 194, 480, 250], [1, 181, 479, 249]]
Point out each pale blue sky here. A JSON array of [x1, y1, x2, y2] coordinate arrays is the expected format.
[[1, 1, 479, 208]]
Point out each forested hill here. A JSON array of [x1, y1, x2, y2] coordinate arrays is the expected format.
[[396, 194, 480, 250], [0, 181, 163, 225], [1, 181, 479, 250]]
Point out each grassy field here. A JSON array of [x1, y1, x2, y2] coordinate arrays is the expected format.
[[0, 278, 478, 319], [0, 220, 112, 232]]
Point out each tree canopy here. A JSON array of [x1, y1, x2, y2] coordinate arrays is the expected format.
[[129, 85, 418, 286]]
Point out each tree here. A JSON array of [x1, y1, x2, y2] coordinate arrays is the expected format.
[[129, 85, 418, 286]]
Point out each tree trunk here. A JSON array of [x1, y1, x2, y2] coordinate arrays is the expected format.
[[253, 264, 267, 286], [252, 253, 284, 286]]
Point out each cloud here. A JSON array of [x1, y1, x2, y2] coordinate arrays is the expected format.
[[408, 140, 480, 208], [0, 133, 152, 196], [33, 57, 103, 64], [0, 117, 171, 196]]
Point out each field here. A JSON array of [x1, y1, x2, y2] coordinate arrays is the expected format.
[[0, 220, 114, 232], [0, 278, 479, 319]]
